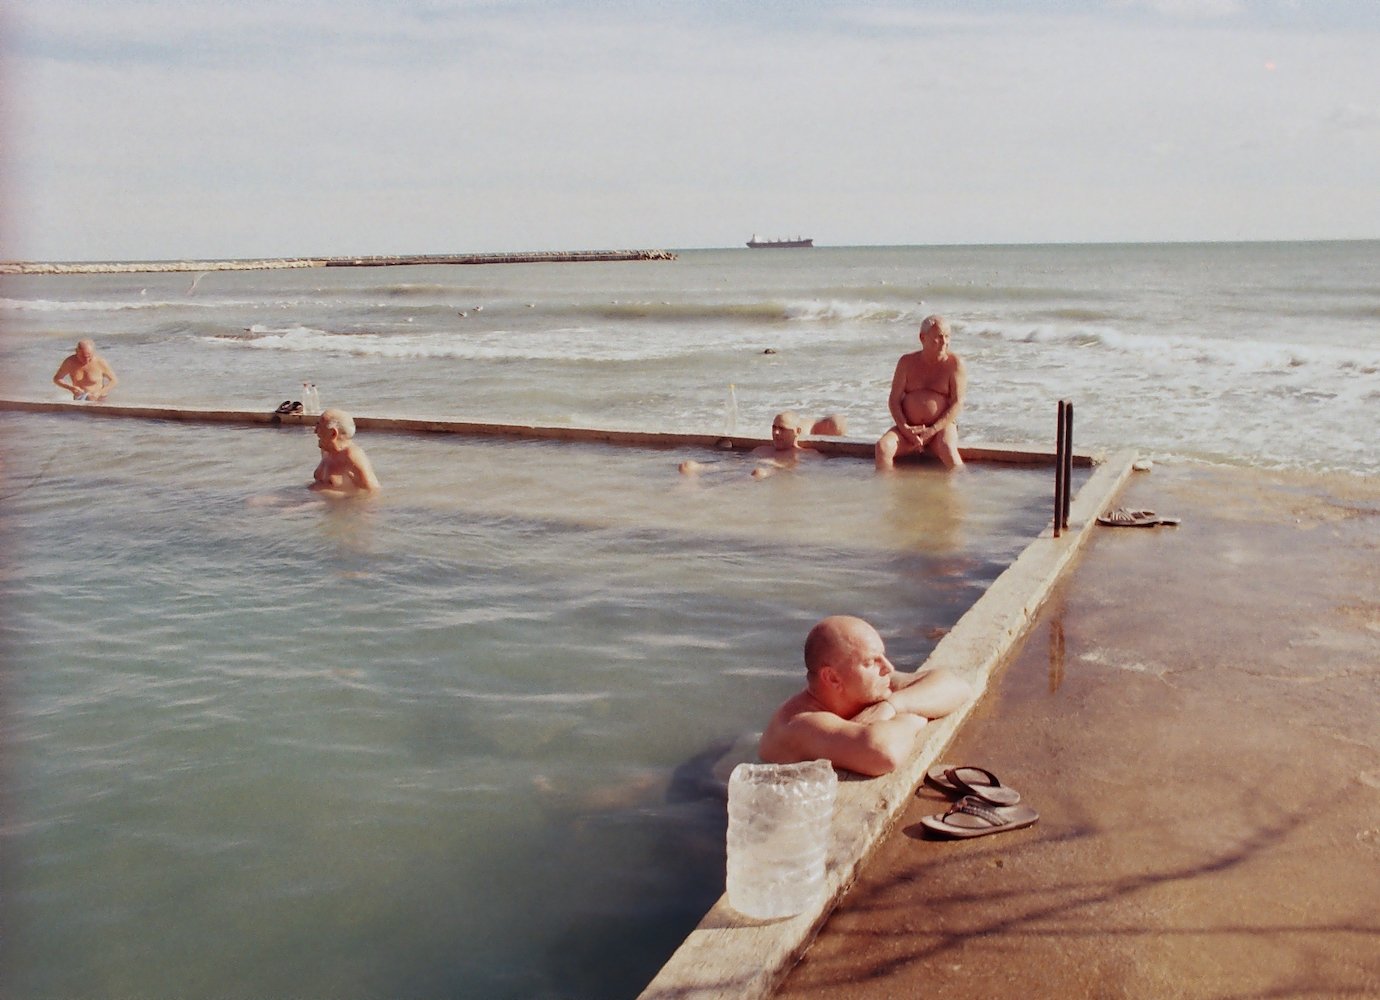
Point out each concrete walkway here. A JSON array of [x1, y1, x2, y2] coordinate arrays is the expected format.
[[774, 461, 1380, 999]]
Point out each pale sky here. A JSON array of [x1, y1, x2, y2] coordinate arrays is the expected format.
[[4, 0, 1379, 260]]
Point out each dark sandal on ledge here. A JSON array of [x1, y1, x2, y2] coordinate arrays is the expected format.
[[924, 764, 1022, 806]]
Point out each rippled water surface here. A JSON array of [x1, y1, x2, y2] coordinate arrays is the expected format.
[[4, 241, 1377, 475], [1, 412, 1071, 998]]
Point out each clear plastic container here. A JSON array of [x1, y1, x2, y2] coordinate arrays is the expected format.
[[724, 383, 738, 435], [725, 758, 837, 919]]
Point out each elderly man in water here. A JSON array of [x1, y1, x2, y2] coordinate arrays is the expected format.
[[52, 338, 119, 402], [875, 314, 966, 470], [310, 408, 380, 496], [758, 615, 970, 777]]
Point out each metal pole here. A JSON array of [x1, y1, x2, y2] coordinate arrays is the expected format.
[[1062, 401, 1074, 529], [1054, 400, 1066, 538]]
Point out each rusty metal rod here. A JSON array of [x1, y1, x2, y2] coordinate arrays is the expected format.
[[1062, 400, 1074, 529], [1054, 400, 1067, 537]]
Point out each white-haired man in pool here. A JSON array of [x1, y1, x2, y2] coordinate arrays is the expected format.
[[758, 615, 970, 777], [875, 314, 966, 470], [310, 409, 380, 496]]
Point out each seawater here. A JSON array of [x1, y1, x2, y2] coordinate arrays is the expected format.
[[3, 241, 1378, 475], [1, 410, 1066, 999], [1, 240, 1376, 998]]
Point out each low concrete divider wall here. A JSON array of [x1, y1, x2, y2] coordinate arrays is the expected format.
[[0, 400, 1093, 467]]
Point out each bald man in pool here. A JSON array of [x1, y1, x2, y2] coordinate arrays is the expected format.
[[310, 409, 380, 497], [748, 410, 841, 479], [53, 339, 118, 402], [758, 615, 971, 777]]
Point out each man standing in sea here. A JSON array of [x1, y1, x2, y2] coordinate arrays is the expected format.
[[52, 339, 118, 402], [874, 315, 966, 470], [310, 409, 381, 496]]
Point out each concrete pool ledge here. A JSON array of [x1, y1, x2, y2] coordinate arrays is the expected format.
[[636, 448, 1138, 1000], [0, 399, 1095, 468]]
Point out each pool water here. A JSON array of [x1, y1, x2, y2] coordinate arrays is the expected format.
[[0, 411, 1075, 998]]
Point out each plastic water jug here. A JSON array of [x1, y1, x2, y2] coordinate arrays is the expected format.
[[725, 758, 837, 919]]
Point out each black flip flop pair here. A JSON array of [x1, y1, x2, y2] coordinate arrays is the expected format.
[[920, 764, 1039, 839], [274, 400, 304, 415]]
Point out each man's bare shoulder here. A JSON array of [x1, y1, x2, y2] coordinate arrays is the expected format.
[[760, 693, 845, 764], [769, 689, 827, 725], [762, 690, 837, 746]]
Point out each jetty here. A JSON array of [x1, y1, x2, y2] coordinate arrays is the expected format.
[[0, 249, 677, 275]]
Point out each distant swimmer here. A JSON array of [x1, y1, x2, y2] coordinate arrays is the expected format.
[[806, 413, 847, 436], [749, 410, 844, 479], [875, 315, 966, 470], [310, 409, 380, 496], [52, 339, 118, 402], [758, 615, 971, 777], [679, 411, 848, 479]]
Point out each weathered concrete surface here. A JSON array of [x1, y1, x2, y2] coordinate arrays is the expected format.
[[635, 453, 1136, 1000], [774, 462, 1380, 1000]]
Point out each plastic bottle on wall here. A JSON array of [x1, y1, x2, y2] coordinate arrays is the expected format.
[[725, 759, 837, 919], [724, 383, 738, 435]]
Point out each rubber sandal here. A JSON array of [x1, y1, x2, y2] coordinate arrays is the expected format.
[[274, 400, 294, 414], [920, 795, 1040, 839], [1097, 507, 1181, 527], [924, 765, 1021, 806]]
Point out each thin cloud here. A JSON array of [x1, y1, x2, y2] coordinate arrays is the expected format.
[[6, 1, 1380, 258]]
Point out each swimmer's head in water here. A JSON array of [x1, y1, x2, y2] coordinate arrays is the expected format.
[[770, 411, 804, 450]]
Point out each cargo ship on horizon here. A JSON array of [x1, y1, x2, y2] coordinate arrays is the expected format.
[[746, 235, 814, 249]]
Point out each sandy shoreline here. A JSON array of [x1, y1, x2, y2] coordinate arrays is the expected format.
[[774, 460, 1380, 998]]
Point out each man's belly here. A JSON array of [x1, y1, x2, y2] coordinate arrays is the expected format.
[[901, 389, 947, 425]]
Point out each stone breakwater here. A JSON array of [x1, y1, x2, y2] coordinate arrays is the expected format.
[[0, 249, 678, 274]]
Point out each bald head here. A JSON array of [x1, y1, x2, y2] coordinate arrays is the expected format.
[[804, 615, 877, 677]]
